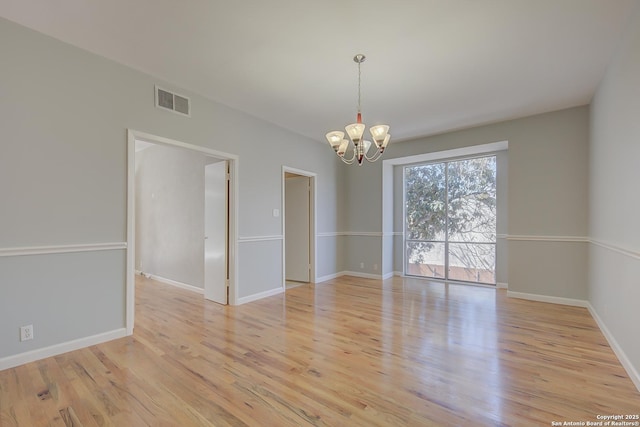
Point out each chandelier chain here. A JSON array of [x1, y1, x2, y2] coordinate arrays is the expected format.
[[357, 60, 362, 114]]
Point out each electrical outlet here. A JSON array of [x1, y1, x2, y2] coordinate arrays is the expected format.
[[360, 262, 364, 269], [20, 325, 33, 342], [373, 264, 378, 271]]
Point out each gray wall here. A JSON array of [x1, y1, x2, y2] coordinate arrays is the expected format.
[[589, 4, 640, 383], [343, 106, 589, 299], [135, 144, 207, 288], [0, 17, 340, 362]]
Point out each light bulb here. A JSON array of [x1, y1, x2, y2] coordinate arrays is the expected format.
[[345, 123, 365, 146]]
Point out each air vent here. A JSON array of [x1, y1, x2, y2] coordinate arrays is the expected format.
[[155, 85, 191, 117]]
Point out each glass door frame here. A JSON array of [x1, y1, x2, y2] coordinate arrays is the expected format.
[[402, 153, 497, 285]]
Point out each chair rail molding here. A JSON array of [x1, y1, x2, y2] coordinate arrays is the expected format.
[[0, 242, 127, 257]]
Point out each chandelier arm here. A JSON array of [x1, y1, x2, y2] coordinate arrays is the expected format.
[[340, 147, 357, 164], [363, 147, 383, 162], [340, 155, 356, 165]]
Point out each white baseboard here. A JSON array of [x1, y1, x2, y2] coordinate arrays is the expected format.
[[140, 272, 204, 294], [315, 272, 343, 283], [506, 291, 588, 307], [587, 303, 640, 392], [496, 282, 508, 289], [342, 271, 384, 280], [318, 271, 500, 287], [236, 287, 283, 305], [0, 328, 127, 372], [316, 271, 386, 282]]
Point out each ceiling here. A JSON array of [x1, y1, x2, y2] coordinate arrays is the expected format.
[[0, 0, 636, 143]]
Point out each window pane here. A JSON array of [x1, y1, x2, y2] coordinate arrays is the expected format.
[[447, 157, 496, 243], [448, 243, 496, 284], [404, 155, 497, 285], [406, 241, 445, 279], [405, 163, 446, 241]]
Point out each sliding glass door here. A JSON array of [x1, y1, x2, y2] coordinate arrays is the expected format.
[[404, 156, 496, 285]]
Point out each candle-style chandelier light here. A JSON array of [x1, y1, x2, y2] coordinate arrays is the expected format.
[[325, 54, 390, 165]]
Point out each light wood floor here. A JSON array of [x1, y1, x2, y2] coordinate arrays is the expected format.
[[1, 276, 639, 426]]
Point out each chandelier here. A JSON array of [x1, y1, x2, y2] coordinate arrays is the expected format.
[[325, 54, 390, 165]]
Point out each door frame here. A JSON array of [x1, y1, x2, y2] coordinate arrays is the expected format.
[[402, 155, 498, 285], [126, 130, 239, 335], [281, 166, 316, 288]]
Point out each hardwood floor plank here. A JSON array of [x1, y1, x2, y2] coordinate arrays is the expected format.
[[1, 275, 639, 426]]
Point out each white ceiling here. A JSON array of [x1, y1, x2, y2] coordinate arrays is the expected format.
[[1, 0, 636, 143]]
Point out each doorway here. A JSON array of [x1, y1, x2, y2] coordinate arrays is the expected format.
[[282, 167, 316, 289], [126, 130, 238, 334]]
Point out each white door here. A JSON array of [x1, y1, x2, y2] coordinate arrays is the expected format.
[[204, 161, 227, 304], [285, 176, 310, 282]]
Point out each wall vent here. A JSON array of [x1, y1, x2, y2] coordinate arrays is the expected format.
[[155, 85, 191, 117]]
